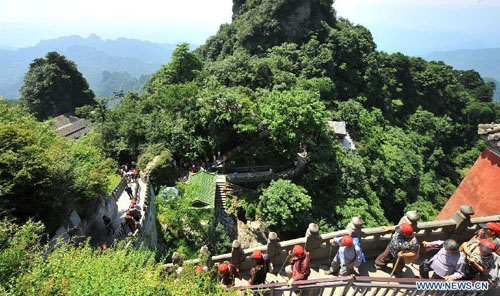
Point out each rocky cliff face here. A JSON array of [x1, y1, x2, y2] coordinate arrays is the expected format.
[[232, 0, 247, 19], [202, 0, 336, 59], [280, 0, 314, 40]]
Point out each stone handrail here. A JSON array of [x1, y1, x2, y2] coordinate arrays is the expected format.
[[164, 205, 500, 271], [218, 163, 293, 174], [234, 275, 488, 296], [131, 174, 157, 249], [111, 176, 127, 200], [226, 152, 307, 183]]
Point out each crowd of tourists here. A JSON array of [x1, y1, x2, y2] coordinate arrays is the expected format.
[[173, 151, 229, 181], [102, 161, 144, 237], [372, 222, 500, 282], [168, 222, 500, 289], [117, 162, 140, 183]]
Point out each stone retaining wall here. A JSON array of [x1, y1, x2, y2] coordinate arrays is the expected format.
[[131, 174, 158, 249]]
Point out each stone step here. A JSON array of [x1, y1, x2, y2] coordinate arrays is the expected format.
[[235, 277, 250, 287], [318, 265, 337, 296], [237, 263, 435, 296], [265, 272, 281, 284]]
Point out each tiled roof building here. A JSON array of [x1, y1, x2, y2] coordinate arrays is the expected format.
[[52, 114, 92, 139], [436, 123, 500, 220]]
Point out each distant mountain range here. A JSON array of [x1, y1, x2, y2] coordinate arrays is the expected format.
[[0, 34, 181, 99], [422, 48, 500, 101], [0, 44, 16, 51], [2, 36, 499, 102]]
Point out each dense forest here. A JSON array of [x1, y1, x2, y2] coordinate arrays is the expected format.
[[1, 0, 500, 294], [97, 0, 498, 235]]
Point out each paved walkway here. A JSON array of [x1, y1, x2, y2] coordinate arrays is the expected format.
[[90, 177, 148, 246], [114, 177, 148, 228]]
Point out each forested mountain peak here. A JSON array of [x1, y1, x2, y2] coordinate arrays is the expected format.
[[142, 0, 498, 232], [202, 0, 336, 59]]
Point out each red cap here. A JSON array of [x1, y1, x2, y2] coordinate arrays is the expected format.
[[195, 266, 204, 273], [293, 245, 304, 256], [102, 243, 107, 249], [400, 223, 413, 235], [342, 235, 354, 247], [486, 222, 500, 234], [480, 239, 496, 251], [253, 250, 263, 260], [218, 263, 228, 273], [126, 210, 131, 215]]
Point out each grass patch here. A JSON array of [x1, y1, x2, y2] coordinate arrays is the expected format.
[[106, 174, 122, 193]]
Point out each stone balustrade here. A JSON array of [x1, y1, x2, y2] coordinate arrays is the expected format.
[[226, 152, 307, 183], [164, 206, 499, 271], [131, 174, 158, 249], [111, 176, 127, 200]]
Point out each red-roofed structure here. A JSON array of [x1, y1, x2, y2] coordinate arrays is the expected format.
[[436, 124, 500, 220]]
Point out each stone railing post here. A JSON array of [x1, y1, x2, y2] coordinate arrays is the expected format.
[[172, 252, 183, 266], [267, 232, 279, 263], [231, 240, 243, 269], [398, 211, 420, 232], [452, 205, 474, 234], [199, 245, 212, 267], [304, 223, 320, 251], [346, 217, 364, 238]]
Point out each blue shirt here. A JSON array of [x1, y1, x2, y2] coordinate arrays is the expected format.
[[334, 237, 362, 267]]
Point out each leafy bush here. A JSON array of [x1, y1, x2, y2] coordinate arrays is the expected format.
[[0, 219, 44, 292], [7, 234, 237, 296], [257, 179, 312, 237], [240, 199, 256, 221], [106, 173, 122, 193], [245, 203, 256, 221], [0, 102, 115, 232]]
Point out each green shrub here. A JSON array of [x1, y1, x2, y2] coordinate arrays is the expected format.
[[244, 203, 256, 221], [0, 219, 44, 292], [13, 239, 237, 296], [106, 173, 122, 193], [0, 102, 115, 233], [257, 179, 312, 237]]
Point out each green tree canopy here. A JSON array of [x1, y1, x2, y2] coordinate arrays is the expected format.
[[259, 88, 327, 155], [0, 219, 237, 295], [145, 43, 203, 93], [20, 51, 95, 120], [0, 102, 114, 232], [257, 179, 312, 236]]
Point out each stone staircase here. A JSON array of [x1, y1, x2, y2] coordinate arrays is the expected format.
[[216, 175, 253, 215], [216, 175, 228, 214], [235, 258, 412, 295], [235, 259, 490, 295]]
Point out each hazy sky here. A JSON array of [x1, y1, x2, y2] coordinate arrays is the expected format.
[[1, 0, 499, 55]]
